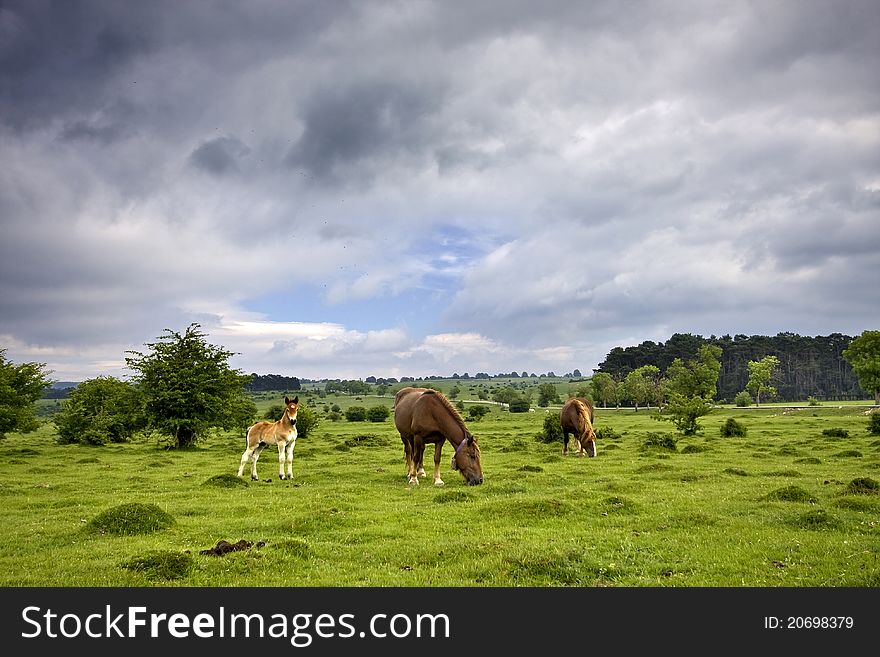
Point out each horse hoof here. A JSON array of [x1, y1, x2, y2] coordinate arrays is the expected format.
[[434, 480, 445, 487], [251, 476, 258, 481]]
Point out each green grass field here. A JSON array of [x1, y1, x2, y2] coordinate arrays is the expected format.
[[2, 399, 878, 587]]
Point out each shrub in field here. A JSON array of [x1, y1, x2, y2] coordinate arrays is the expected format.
[[807, 396, 820, 406], [467, 405, 490, 421], [868, 412, 880, 436], [263, 404, 284, 420], [344, 406, 367, 422], [720, 417, 748, 438], [295, 404, 319, 438], [509, 399, 530, 413], [536, 413, 563, 443], [89, 503, 175, 535], [55, 376, 143, 445], [594, 426, 621, 441], [734, 391, 753, 407], [641, 432, 678, 452], [121, 551, 193, 580], [845, 477, 879, 495], [822, 427, 849, 438], [367, 405, 390, 422]]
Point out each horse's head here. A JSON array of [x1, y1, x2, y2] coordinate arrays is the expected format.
[[580, 424, 597, 457], [451, 433, 483, 485], [284, 396, 299, 424]]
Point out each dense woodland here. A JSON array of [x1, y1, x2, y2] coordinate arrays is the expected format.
[[596, 333, 866, 402], [245, 373, 301, 392]]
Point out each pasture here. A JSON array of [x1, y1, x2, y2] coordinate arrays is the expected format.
[[1, 401, 878, 587]]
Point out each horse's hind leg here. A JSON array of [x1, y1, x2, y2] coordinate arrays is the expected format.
[[402, 435, 413, 477], [237, 445, 254, 477], [562, 430, 570, 456], [250, 443, 265, 480]]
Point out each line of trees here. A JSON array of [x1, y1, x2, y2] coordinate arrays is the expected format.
[[597, 332, 868, 402]]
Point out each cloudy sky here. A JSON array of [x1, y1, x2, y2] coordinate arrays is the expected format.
[[1, 1, 878, 382]]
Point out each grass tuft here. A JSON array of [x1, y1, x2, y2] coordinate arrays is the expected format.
[[761, 485, 817, 503], [89, 503, 175, 535], [121, 551, 194, 580]]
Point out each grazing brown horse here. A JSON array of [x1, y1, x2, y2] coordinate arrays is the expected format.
[[237, 396, 299, 480], [560, 397, 597, 457], [393, 387, 483, 486]]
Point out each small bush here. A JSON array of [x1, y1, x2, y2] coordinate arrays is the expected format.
[[344, 406, 367, 422], [868, 412, 880, 436], [845, 477, 879, 495], [121, 551, 194, 580], [468, 405, 490, 421], [641, 432, 678, 452], [89, 503, 175, 535], [509, 399, 531, 413], [595, 426, 621, 441], [720, 418, 748, 437], [822, 427, 849, 438], [536, 414, 562, 443], [734, 391, 753, 407], [366, 406, 391, 422], [807, 396, 820, 406], [295, 404, 320, 438]]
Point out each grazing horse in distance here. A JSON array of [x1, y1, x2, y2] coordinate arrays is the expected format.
[[237, 396, 299, 480], [393, 387, 483, 486], [560, 397, 597, 457]]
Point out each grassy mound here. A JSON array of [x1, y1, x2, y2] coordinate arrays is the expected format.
[[121, 551, 193, 580], [203, 473, 249, 488], [789, 509, 841, 530], [845, 477, 879, 495], [761, 486, 817, 503], [89, 503, 175, 535]]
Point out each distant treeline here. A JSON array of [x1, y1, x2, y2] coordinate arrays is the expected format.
[[596, 332, 866, 402], [245, 373, 301, 392]]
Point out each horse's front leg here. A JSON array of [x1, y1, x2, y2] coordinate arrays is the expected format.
[[432, 441, 445, 487], [277, 440, 288, 480], [284, 437, 296, 479]]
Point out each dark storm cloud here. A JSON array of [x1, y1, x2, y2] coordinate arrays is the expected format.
[[189, 136, 251, 175], [285, 79, 445, 184]]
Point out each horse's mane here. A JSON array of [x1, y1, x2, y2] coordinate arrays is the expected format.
[[423, 389, 470, 436]]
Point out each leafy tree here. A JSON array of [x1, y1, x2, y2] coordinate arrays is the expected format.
[[746, 355, 780, 406], [345, 406, 367, 422], [734, 391, 753, 407], [842, 330, 880, 405], [590, 372, 619, 408], [492, 387, 522, 406], [448, 385, 461, 400], [508, 399, 530, 413], [55, 376, 143, 445], [0, 349, 52, 439], [367, 405, 391, 422], [124, 324, 252, 448], [659, 345, 723, 435], [623, 365, 660, 410], [536, 383, 561, 407]]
